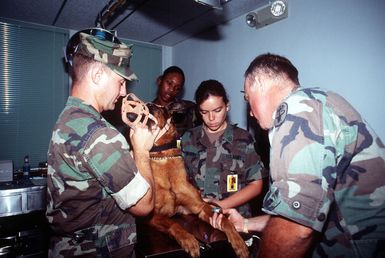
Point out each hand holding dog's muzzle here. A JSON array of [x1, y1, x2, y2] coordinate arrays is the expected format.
[[121, 93, 159, 130], [122, 93, 161, 151], [122, 93, 173, 145], [130, 123, 161, 153]]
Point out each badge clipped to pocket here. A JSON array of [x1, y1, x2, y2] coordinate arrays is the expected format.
[[227, 174, 238, 192]]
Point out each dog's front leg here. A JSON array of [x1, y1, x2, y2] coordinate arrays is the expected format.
[[195, 202, 249, 258], [175, 185, 249, 258], [148, 214, 201, 258]]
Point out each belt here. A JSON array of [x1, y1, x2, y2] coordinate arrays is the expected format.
[[71, 227, 98, 243], [53, 227, 98, 244], [52, 226, 112, 257]]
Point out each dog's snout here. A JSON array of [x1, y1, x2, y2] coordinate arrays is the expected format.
[[127, 113, 138, 123], [127, 112, 155, 129]]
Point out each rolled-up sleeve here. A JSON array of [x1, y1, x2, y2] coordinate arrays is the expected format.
[[111, 172, 150, 210]]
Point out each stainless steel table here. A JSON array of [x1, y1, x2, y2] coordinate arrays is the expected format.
[[0, 177, 49, 257]]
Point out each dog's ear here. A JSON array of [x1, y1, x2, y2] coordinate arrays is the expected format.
[[166, 100, 196, 114], [165, 102, 179, 115], [165, 100, 198, 126]]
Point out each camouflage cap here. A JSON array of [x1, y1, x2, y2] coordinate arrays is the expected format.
[[75, 31, 138, 81]]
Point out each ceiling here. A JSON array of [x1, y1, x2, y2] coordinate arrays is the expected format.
[[0, 0, 264, 46]]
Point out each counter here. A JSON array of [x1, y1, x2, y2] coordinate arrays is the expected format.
[[0, 177, 49, 257], [0, 177, 46, 217]]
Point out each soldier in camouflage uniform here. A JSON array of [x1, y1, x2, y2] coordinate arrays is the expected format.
[[46, 28, 159, 257], [211, 53, 385, 257], [181, 80, 267, 218], [152, 66, 201, 138]]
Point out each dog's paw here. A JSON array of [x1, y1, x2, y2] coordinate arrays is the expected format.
[[220, 219, 249, 258], [234, 243, 249, 258], [176, 232, 200, 258], [226, 232, 249, 258]]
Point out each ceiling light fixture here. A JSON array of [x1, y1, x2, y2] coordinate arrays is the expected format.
[[245, 0, 288, 29], [194, 0, 231, 9], [270, 0, 286, 17]]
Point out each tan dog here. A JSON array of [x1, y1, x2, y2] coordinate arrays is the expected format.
[[122, 94, 249, 258]]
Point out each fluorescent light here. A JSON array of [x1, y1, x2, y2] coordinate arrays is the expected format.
[[194, 0, 222, 9]]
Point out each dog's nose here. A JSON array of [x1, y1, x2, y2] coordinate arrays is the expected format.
[[127, 113, 138, 123]]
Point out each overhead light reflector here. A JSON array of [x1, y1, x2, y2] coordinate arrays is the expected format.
[[194, 0, 229, 9]]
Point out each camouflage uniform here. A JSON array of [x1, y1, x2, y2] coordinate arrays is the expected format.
[[46, 97, 149, 257], [263, 87, 385, 257], [46, 29, 144, 257], [181, 124, 267, 217]]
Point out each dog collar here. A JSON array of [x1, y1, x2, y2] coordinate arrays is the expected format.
[[149, 154, 182, 160], [150, 140, 178, 152]]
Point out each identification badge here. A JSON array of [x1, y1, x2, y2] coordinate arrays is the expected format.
[[176, 139, 181, 149], [227, 175, 238, 192]]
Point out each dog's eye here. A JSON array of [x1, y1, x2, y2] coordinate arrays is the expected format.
[[172, 113, 185, 124]]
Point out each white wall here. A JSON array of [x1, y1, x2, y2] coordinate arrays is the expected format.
[[171, 0, 385, 141]]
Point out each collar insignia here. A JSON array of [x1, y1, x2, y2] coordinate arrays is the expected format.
[[274, 102, 288, 128]]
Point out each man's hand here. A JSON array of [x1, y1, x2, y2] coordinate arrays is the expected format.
[[129, 123, 160, 153], [209, 208, 245, 232], [210, 209, 270, 233], [128, 123, 159, 216]]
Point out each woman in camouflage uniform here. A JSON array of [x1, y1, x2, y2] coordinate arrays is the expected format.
[[181, 79, 267, 218]]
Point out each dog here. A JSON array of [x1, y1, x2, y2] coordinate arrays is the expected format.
[[121, 94, 249, 258], [166, 99, 201, 138]]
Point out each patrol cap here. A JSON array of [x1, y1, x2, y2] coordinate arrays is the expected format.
[[66, 28, 138, 81]]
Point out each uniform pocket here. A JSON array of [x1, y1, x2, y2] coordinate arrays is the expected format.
[[351, 239, 385, 258], [105, 226, 136, 253], [262, 186, 281, 212], [184, 152, 202, 171], [220, 153, 244, 171]]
